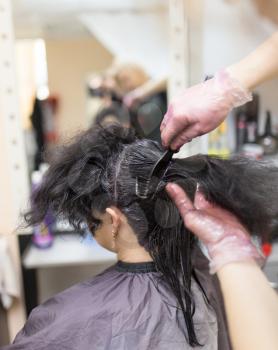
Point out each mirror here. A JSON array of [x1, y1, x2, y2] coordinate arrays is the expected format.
[[10, 0, 171, 315], [12, 0, 170, 177]]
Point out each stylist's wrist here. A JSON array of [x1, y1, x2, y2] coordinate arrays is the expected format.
[[206, 233, 264, 274], [226, 64, 254, 93], [214, 68, 253, 108]]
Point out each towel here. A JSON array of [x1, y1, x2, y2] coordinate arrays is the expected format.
[[0, 236, 20, 309]]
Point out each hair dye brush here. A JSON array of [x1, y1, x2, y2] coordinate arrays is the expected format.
[[136, 149, 176, 199]]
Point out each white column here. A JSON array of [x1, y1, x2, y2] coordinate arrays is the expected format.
[[0, 0, 28, 341], [168, 0, 207, 156], [168, 0, 189, 100]]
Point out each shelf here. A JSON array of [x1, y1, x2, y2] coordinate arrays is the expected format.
[[22, 234, 116, 269]]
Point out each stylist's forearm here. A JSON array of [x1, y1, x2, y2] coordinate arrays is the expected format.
[[227, 31, 278, 91], [217, 261, 278, 350]]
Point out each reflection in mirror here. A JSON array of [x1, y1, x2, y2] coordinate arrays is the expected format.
[[9, 1, 171, 326], [12, 0, 170, 176]]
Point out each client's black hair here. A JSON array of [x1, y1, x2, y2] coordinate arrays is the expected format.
[[25, 124, 278, 346]]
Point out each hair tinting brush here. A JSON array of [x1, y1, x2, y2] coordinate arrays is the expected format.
[[136, 149, 176, 199]]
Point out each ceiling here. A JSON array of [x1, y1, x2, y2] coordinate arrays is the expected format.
[[12, 0, 167, 39], [11, 0, 169, 78], [12, 0, 277, 79], [12, 0, 278, 39]]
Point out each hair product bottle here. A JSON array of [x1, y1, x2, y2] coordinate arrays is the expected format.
[[31, 170, 54, 248], [257, 110, 278, 156]]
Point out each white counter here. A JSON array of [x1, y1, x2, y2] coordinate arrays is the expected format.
[[22, 234, 116, 269]]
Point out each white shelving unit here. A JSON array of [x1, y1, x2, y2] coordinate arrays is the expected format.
[[168, 0, 207, 157], [0, 0, 29, 342]]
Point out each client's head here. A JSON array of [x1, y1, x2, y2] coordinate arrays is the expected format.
[[25, 124, 278, 347]]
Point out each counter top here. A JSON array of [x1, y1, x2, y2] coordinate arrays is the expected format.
[[22, 234, 116, 269]]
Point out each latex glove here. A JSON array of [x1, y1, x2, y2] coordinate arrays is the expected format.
[[166, 183, 264, 274], [161, 69, 252, 150]]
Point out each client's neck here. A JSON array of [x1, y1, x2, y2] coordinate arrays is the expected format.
[[116, 237, 153, 263], [116, 223, 153, 263], [117, 246, 153, 263]]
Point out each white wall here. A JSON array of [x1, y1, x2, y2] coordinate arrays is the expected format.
[[45, 37, 113, 138], [80, 8, 169, 79]]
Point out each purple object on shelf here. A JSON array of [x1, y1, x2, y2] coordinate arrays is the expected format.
[[32, 222, 54, 249], [31, 170, 54, 249]]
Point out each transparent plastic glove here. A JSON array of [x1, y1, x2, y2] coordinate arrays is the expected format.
[[161, 69, 252, 150], [166, 183, 264, 274]]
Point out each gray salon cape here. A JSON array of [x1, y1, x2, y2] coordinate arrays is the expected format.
[[2, 248, 231, 350]]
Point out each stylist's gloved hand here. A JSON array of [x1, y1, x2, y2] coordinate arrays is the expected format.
[[161, 69, 252, 150], [166, 183, 264, 274]]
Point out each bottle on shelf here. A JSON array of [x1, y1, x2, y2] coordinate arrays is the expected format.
[[208, 120, 230, 157], [257, 110, 278, 156], [31, 169, 54, 249], [235, 111, 247, 152], [235, 94, 259, 149], [237, 94, 264, 159]]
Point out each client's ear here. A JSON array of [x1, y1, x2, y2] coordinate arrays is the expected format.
[[106, 206, 122, 233]]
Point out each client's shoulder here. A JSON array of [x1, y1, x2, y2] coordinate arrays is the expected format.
[[16, 264, 118, 338], [43, 263, 118, 308]]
